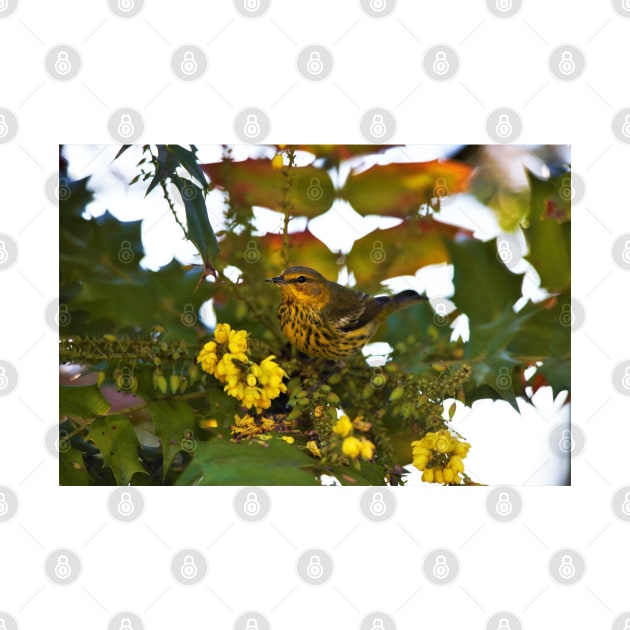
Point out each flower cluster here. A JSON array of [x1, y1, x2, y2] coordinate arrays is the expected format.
[[411, 429, 471, 485], [332, 414, 376, 462], [197, 323, 287, 414]]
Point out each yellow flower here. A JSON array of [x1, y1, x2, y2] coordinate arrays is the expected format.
[[228, 329, 248, 354], [359, 438, 375, 461], [342, 436, 362, 459], [352, 416, 372, 432], [307, 440, 322, 458], [333, 415, 353, 437], [422, 468, 435, 483], [213, 323, 231, 344], [433, 430, 452, 454], [281, 436, 294, 444], [231, 413, 275, 438], [197, 340, 218, 375], [199, 418, 218, 429], [453, 441, 471, 457]]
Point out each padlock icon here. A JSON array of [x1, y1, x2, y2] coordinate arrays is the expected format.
[[244, 491, 261, 516], [181, 555, 198, 579], [622, 367, 630, 390], [621, 492, 630, 516], [58, 177, 71, 201], [55, 50, 72, 75], [0, 240, 8, 264], [497, 239, 512, 263], [118, 240, 134, 263], [306, 554, 323, 579], [559, 177, 573, 201], [369, 492, 387, 516], [181, 51, 198, 75], [496, 0, 512, 11], [117, 114, 135, 139], [181, 304, 197, 326], [559, 429, 574, 453], [118, 491, 135, 516], [0, 492, 8, 516], [497, 366, 511, 389], [54, 554, 72, 579], [495, 491, 513, 516], [558, 51, 576, 75], [307, 51, 323, 75], [435, 302, 447, 317], [244, 114, 261, 138], [118, 0, 135, 11], [244, 240, 261, 263], [371, 619, 385, 630], [0, 619, 7, 630], [119, 618, 133, 630], [623, 619, 630, 630], [369, 0, 386, 11], [371, 366, 386, 389], [558, 554, 575, 579], [0, 366, 8, 390], [432, 51, 449, 75], [58, 430, 71, 453], [624, 0, 630, 10], [369, 114, 386, 138], [495, 114, 513, 138], [57, 303, 71, 327], [370, 240, 386, 263], [245, 619, 260, 630], [622, 114, 630, 138], [244, 0, 261, 10], [432, 554, 449, 579], [0, 114, 8, 138], [433, 177, 448, 198], [621, 240, 630, 264], [307, 177, 323, 201], [559, 303, 574, 327], [497, 618, 511, 630], [181, 430, 197, 452]]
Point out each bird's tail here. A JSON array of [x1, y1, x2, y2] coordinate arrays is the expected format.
[[376, 290, 428, 316]]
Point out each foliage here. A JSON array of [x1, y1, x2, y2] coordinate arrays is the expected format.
[[59, 144, 570, 486]]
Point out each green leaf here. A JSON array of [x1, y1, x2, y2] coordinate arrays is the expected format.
[[172, 174, 220, 269], [447, 238, 524, 324], [330, 461, 386, 485], [176, 436, 319, 485], [59, 447, 91, 485], [89, 415, 148, 485], [524, 172, 571, 293], [341, 160, 473, 217], [166, 145, 208, 191], [147, 400, 198, 478], [59, 385, 111, 419]]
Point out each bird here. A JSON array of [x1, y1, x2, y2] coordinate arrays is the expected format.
[[266, 266, 427, 360]]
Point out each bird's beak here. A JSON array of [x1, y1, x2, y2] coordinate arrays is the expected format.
[[266, 275, 287, 285]]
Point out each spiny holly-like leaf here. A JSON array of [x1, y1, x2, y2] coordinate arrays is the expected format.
[[175, 436, 319, 485], [347, 217, 473, 289], [525, 172, 571, 293], [341, 159, 473, 217], [172, 174, 220, 271], [201, 158, 335, 217], [89, 415, 148, 485], [59, 385, 111, 419], [147, 400, 198, 478], [447, 237, 524, 324]]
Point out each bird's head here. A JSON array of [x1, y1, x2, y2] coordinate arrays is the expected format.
[[266, 266, 329, 307]]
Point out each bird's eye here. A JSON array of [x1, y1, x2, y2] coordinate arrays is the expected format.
[[296, 275, 307, 284]]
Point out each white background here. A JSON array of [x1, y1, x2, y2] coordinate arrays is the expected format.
[[1, 1, 629, 629]]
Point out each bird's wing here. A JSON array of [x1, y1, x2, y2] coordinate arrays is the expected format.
[[324, 293, 387, 333]]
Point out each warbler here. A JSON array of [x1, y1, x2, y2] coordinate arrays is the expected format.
[[266, 266, 427, 359]]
